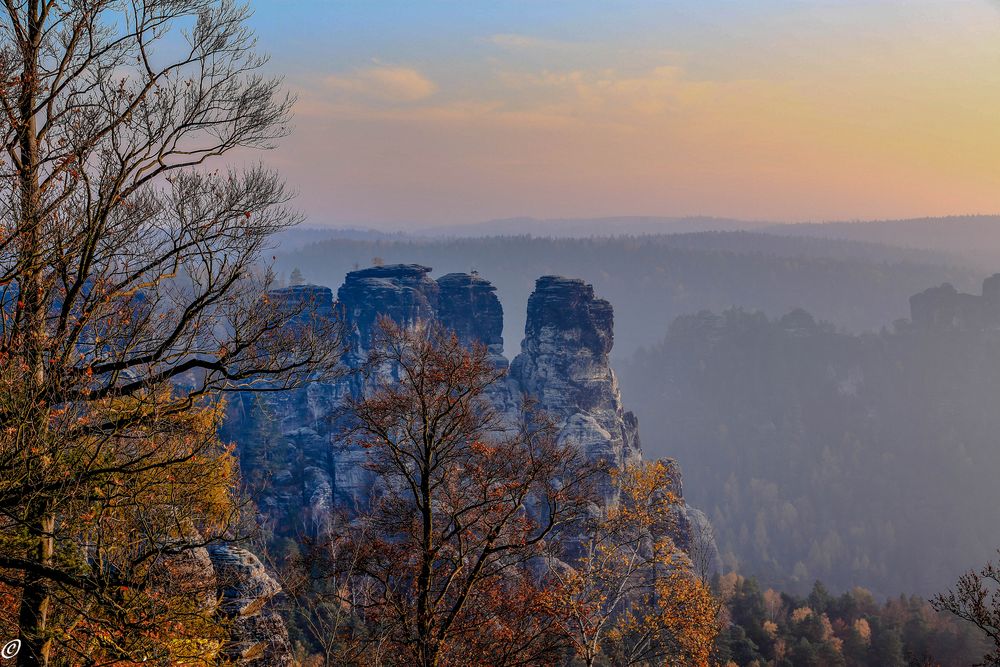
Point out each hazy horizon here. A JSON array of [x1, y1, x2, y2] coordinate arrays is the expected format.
[[250, 0, 1000, 228], [285, 213, 1000, 233]]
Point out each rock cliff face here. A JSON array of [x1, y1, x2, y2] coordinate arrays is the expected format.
[[436, 272, 506, 367], [509, 276, 642, 501], [338, 264, 440, 369], [269, 284, 336, 321], [208, 545, 293, 666], [228, 263, 712, 560], [156, 543, 292, 665]]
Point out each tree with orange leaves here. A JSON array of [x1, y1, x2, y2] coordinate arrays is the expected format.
[[0, 395, 240, 665], [546, 460, 720, 667], [0, 1, 345, 664], [316, 319, 597, 667]]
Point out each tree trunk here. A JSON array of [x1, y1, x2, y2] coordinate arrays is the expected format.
[[17, 512, 53, 667], [15, 3, 53, 665], [418, 455, 436, 667]]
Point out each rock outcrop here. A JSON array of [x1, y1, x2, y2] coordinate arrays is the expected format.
[[208, 545, 293, 666], [509, 277, 642, 501], [268, 284, 335, 321], [436, 271, 506, 367], [228, 264, 714, 568], [153, 542, 292, 666], [910, 274, 1000, 332], [338, 264, 439, 368]]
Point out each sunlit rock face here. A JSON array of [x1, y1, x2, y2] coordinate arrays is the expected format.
[[148, 539, 293, 665], [206, 545, 293, 666]]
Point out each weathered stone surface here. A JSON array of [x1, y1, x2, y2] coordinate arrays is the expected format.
[[207, 545, 293, 666], [153, 544, 218, 612], [268, 284, 335, 321], [682, 506, 724, 577], [229, 611, 294, 666], [510, 277, 642, 499], [208, 545, 282, 618], [436, 272, 506, 366], [338, 264, 439, 367]]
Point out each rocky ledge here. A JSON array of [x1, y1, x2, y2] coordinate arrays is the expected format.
[[208, 545, 293, 666]]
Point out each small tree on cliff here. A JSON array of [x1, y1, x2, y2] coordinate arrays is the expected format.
[[324, 319, 596, 667], [0, 1, 344, 664], [547, 460, 720, 667]]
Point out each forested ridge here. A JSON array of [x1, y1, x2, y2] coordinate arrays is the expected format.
[[623, 304, 1000, 597], [715, 575, 988, 666]]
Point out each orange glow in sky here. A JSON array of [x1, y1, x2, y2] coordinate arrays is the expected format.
[[251, 0, 1000, 227]]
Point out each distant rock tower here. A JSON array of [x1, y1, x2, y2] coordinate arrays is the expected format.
[[909, 274, 1000, 331], [509, 276, 643, 491]]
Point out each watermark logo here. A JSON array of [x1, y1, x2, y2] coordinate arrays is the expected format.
[[1, 639, 19, 660]]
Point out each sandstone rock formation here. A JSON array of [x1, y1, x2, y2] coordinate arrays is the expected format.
[[910, 274, 1000, 331], [268, 283, 336, 321], [208, 544, 293, 666], [221, 264, 722, 653], [509, 276, 642, 502], [436, 271, 506, 367], [153, 542, 292, 665], [338, 264, 439, 369], [227, 263, 715, 569]]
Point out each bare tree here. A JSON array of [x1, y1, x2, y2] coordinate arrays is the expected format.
[[933, 550, 1000, 666], [688, 517, 718, 584], [0, 1, 344, 664], [330, 319, 595, 667], [270, 518, 385, 667]]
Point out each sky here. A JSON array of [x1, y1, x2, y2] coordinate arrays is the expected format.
[[245, 0, 1000, 228]]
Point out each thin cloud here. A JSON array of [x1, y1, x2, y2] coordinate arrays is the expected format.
[[324, 65, 438, 103], [487, 33, 575, 51]]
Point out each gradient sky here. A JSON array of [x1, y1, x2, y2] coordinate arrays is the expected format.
[[245, 0, 1000, 227]]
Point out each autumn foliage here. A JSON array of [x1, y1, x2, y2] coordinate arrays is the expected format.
[[281, 320, 720, 666], [0, 1, 344, 664], [547, 461, 720, 667]]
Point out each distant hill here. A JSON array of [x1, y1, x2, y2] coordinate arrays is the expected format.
[[416, 216, 773, 238], [271, 226, 409, 250], [281, 215, 1000, 269], [275, 233, 977, 358], [766, 215, 1000, 271], [622, 294, 1000, 596]]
